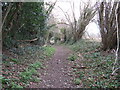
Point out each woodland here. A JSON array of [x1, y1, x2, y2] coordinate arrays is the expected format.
[[1, 0, 120, 88]]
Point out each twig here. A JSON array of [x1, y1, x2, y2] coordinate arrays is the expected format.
[[58, 6, 72, 24], [17, 38, 38, 42], [18, 24, 25, 31], [112, 67, 120, 75], [58, 6, 74, 31]]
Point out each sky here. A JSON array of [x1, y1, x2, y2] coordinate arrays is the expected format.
[[47, 0, 101, 39]]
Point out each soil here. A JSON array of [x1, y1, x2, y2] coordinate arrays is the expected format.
[[28, 45, 78, 88]]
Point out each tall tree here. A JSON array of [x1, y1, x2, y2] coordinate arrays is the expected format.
[[59, 1, 96, 43], [2, 2, 56, 48], [97, 1, 119, 50], [117, 2, 120, 82]]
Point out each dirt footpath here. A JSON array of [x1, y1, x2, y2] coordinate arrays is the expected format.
[[29, 46, 78, 88]]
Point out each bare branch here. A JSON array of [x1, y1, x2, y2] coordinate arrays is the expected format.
[[112, 67, 120, 75], [1, 3, 12, 29]]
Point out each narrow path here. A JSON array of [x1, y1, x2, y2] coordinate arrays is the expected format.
[[29, 46, 75, 88]]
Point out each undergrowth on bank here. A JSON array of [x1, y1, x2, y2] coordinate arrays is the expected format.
[[2, 45, 55, 88], [68, 39, 119, 88]]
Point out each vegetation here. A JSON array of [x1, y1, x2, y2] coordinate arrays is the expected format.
[[68, 39, 119, 88], [67, 54, 77, 61], [43, 46, 56, 57], [1, 0, 120, 89], [96, 1, 120, 83], [59, 1, 96, 43], [2, 45, 55, 88], [2, 2, 56, 49], [97, 1, 120, 50], [74, 78, 81, 85]]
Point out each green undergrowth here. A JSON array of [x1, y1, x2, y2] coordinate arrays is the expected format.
[[19, 61, 42, 87], [2, 45, 55, 88], [67, 54, 77, 61], [69, 39, 100, 53], [43, 46, 56, 57], [68, 39, 119, 88]]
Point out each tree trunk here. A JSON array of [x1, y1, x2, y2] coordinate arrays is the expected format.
[[98, 2, 118, 50], [117, 2, 120, 83]]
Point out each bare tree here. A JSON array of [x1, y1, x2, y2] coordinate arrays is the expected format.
[[59, 1, 96, 43], [74, 2, 96, 42], [97, 1, 119, 50], [97, 1, 120, 81]]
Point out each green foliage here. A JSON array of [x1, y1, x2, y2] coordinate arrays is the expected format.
[[68, 39, 119, 88], [0, 75, 9, 85], [11, 82, 23, 88], [1, 75, 23, 88], [11, 45, 56, 64], [17, 46, 55, 85], [10, 58, 18, 63], [2, 44, 55, 88], [43, 46, 56, 57], [19, 2, 46, 40], [54, 33, 61, 43], [67, 54, 77, 61], [18, 46, 55, 84], [3, 37, 14, 48], [74, 78, 81, 85], [69, 39, 100, 52], [60, 28, 66, 34], [29, 61, 42, 69], [19, 61, 42, 84], [2, 2, 56, 48]]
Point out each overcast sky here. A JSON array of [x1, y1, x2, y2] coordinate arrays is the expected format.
[[51, 0, 97, 21]]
